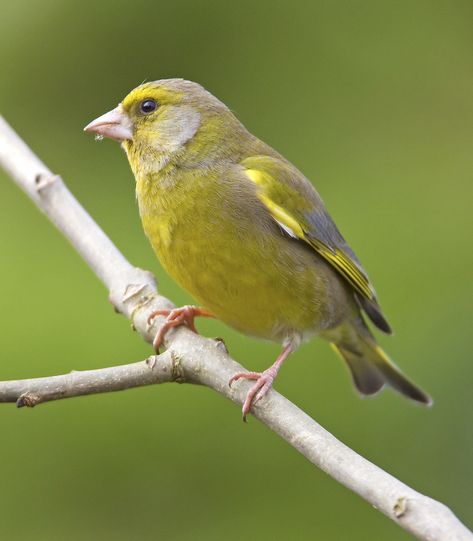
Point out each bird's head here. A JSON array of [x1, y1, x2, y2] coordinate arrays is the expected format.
[[84, 79, 248, 174]]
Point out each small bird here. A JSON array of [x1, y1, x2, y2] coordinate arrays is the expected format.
[[84, 79, 432, 419]]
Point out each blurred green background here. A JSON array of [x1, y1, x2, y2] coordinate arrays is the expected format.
[[1, 1, 472, 539]]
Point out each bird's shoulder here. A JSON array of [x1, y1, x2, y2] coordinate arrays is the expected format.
[[239, 152, 346, 251]]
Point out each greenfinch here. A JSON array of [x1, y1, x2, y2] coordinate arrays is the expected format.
[[84, 79, 432, 419]]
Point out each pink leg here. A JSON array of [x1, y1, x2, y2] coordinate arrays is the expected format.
[[229, 343, 293, 421], [147, 305, 214, 352]]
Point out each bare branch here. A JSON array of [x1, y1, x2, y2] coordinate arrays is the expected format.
[[0, 115, 471, 541], [5, 356, 175, 406]]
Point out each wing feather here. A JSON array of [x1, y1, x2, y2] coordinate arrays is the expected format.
[[242, 156, 392, 334]]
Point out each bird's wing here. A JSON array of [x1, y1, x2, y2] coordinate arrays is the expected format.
[[241, 155, 392, 334]]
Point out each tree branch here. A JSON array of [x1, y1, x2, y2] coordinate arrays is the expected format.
[[0, 115, 471, 541], [0, 355, 174, 407]]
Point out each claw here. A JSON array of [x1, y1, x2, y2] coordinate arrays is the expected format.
[[228, 343, 294, 421], [232, 370, 277, 420], [228, 371, 260, 388], [147, 305, 215, 352]]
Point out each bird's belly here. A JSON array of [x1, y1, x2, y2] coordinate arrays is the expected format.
[[146, 213, 348, 342]]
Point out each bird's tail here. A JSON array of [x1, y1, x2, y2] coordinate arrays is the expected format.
[[329, 319, 432, 405]]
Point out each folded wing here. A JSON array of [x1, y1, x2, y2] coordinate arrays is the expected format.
[[241, 155, 392, 334]]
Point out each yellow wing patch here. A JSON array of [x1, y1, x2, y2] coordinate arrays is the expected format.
[[258, 194, 305, 238], [246, 168, 304, 237], [308, 238, 375, 299], [245, 167, 375, 301]]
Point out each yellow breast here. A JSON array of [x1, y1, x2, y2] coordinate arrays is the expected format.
[[135, 169, 347, 341]]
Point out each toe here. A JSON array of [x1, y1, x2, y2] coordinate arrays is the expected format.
[[241, 392, 256, 422], [152, 328, 165, 352], [254, 380, 272, 404], [228, 371, 262, 387], [238, 373, 276, 420], [147, 309, 170, 325], [228, 373, 244, 387], [240, 378, 266, 421]]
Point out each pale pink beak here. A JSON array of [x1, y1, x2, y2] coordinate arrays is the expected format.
[[84, 106, 133, 142]]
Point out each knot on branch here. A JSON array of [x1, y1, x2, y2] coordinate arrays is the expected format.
[[16, 392, 41, 408], [146, 352, 184, 383], [170, 350, 185, 383], [35, 173, 59, 193], [393, 496, 408, 518]]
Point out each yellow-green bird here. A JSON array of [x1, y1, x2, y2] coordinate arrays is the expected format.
[[84, 79, 432, 419]]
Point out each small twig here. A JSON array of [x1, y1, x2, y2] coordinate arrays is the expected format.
[[0, 115, 471, 541]]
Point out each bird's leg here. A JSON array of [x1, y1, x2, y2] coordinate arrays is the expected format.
[[147, 305, 215, 352], [229, 343, 293, 421]]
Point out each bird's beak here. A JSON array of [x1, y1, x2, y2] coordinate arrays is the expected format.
[[84, 106, 133, 142]]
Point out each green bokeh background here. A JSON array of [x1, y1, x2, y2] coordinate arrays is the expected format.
[[1, 1, 472, 539]]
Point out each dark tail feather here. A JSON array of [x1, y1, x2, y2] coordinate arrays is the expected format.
[[367, 342, 433, 405], [355, 293, 393, 335], [331, 324, 432, 405], [331, 343, 385, 396]]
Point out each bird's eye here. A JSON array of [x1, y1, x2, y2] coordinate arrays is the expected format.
[[140, 99, 157, 114]]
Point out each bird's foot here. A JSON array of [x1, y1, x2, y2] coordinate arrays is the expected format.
[[229, 366, 279, 422], [147, 305, 214, 352], [228, 343, 293, 421]]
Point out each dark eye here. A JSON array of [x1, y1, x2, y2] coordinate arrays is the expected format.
[[140, 99, 157, 114]]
